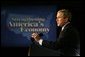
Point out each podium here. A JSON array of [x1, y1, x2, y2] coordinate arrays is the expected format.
[[28, 44, 60, 56]]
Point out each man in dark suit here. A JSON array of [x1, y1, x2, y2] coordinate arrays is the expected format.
[[31, 9, 80, 56]]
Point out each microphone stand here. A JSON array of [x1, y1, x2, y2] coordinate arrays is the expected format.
[[28, 33, 43, 56], [28, 38, 35, 56]]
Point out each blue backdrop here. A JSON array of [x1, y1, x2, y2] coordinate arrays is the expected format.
[[1, 5, 57, 47]]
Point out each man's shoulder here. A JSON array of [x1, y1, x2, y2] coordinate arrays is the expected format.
[[64, 23, 76, 31], [63, 23, 79, 35]]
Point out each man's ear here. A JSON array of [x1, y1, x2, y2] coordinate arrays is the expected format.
[[64, 17, 69, 22]]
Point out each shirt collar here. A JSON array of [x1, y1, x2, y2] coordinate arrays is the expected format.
[[62, 22, 70, 31]]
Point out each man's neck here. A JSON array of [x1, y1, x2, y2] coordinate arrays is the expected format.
[[62, 22, 70, 31]]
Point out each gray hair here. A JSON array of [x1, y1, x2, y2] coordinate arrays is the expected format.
[[57, 9, 72, 21]]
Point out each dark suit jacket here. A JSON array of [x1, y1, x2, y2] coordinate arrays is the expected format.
[[42, 23, 80, 56]]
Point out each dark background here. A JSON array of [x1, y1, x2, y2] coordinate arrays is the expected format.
[[1, 0, 83, 56]]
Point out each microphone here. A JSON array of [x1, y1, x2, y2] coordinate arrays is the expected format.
[[38, 33, 43, 37]]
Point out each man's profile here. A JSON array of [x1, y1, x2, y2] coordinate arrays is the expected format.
[[31, 9, 80, 56]]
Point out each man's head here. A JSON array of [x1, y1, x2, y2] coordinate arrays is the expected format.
[[56, 9, 72, 27]]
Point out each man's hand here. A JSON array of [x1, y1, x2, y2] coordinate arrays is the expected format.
[[31, 33, 41, 42]]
